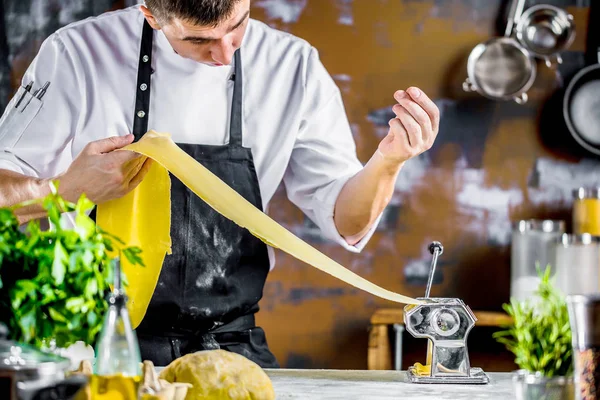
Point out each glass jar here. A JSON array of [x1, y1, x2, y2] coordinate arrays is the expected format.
[[566, 294, 600, 400], [573, 188, 600, 236], [554, 234, 600, 297], [510, 219, 565, 302]]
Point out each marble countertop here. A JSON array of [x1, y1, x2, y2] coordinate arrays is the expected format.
[[266, 369, 516, 400]]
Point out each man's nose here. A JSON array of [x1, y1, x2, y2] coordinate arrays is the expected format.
[[210, 38, 236, 65]]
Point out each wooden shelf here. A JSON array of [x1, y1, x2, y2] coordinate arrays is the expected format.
[[370, 308, 513, 327]]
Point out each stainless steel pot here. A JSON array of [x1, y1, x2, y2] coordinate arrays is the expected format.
[[0, 334, 88, 400], [463, 36, 536, 104], [563, 0, 600, 157], [463, 0, 536, 104], [515, 4, 576, 67]]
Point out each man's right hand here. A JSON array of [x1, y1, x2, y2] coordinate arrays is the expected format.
[[58, 134, 153, 204]]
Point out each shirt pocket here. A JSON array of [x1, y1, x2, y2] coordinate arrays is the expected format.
[[0, 85, 44, 149]]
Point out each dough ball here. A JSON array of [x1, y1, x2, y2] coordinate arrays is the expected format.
[[158, 350, 275, 400]]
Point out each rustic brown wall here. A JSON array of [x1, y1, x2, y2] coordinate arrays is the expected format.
[[1, 0, 597, 371], [251, 0, 597, 370]]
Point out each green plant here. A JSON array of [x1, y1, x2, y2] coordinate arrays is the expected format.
[[493, 266, 573, 378], [0, 181, 143, 349]]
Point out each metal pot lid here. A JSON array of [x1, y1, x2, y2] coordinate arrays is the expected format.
[[573, 187, 600, 199], [512, 219, 565, 233], [0, 339, 70, 375], [557, 233, 600, 246]]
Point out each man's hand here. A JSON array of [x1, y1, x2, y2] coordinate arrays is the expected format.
[[378, 86, 440, 165], [58, 134, 153, 204], [334, 87, 440, 244]]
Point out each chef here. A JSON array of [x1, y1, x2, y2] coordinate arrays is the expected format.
[[0, 0, 439, 367]]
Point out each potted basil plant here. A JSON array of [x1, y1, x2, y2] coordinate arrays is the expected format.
[[494, 266, 574, 400], [0, 181, 143, 364]]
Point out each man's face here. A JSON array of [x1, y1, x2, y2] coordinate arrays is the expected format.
[[147, 0, 250, 66]]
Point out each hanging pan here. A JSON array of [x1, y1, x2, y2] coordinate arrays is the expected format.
[[515, 4, 576, 68], [563, 0, 600, 156], [463, 0, 536, 104]]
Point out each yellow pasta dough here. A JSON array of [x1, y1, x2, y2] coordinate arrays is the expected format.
[[97, 130, 422, 328], [96, 158, 172, 328], [159, 350, 275, 400]]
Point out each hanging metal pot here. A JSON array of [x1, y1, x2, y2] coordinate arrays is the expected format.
[[515, 4, 576, 67], [562, 0, 600, 157], [463, 0, 536, 104]]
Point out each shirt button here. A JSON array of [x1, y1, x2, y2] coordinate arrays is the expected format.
[[142, 55, 149, 62], [137, 111, 146, 118], [140, 83, 148, 91]]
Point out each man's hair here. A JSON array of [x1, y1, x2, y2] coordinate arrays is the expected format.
[[145, 0, 242, 26]]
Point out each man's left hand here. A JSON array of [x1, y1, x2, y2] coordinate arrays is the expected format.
[[378, 86, 440, 165]]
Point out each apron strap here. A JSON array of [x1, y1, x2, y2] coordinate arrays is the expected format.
[[229, 49, 243, 147], [132, 21, 243, 146], [133, 19, 154, 141]]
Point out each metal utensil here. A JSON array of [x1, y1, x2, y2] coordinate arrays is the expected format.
[[404, 298, 489, 384], [515, 4, 576, 67], [505, 0, 527, 37], [404, 242, 490, 384], [463, 0, 536, 104], [424, 241, 443, 298]]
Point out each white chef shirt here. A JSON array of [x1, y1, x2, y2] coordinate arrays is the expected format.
[[0, 6, 381, 267]]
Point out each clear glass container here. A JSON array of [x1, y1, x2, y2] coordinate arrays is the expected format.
[[92, 257, 142, 400], [511, 219, 565, 302], [512, 370, 574, 400], [554, 234, 600, 297]]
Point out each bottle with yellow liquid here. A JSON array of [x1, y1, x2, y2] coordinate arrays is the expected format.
[[573, 187, 600, 235], [92, 257, 143, 400]]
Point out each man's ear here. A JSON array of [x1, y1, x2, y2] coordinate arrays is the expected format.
[[139, 5, 162, 30]]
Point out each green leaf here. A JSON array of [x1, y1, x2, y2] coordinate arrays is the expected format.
[[39, 284, 57, 305], [0, 188, 143, 348], [48, 307, 68, 324], [87, 311, 98, 327], [52, 240, 67, 285], [19, 308, 36, 343], [0, 209, 18, 229], [122, 247, 145, 267], [65, 297, 85, 313], [75, 195, 95, 215], [495, 265, 572, 377], [84, 279, 98, 298], [75, 212, 96, 241]]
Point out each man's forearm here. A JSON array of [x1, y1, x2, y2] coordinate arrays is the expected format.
[[0, 169, 53, 224], [334, 151, 402, 245]]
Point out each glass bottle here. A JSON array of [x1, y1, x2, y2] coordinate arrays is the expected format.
[[91, 257, 142, 400]]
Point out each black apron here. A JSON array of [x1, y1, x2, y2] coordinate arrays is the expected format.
[[129, 20, 278, 368]]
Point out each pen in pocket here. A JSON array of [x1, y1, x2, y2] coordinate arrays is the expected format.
[[21, 81, 50, 112], [35, 82, 50, 100], [14, 81, 34, 109]]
